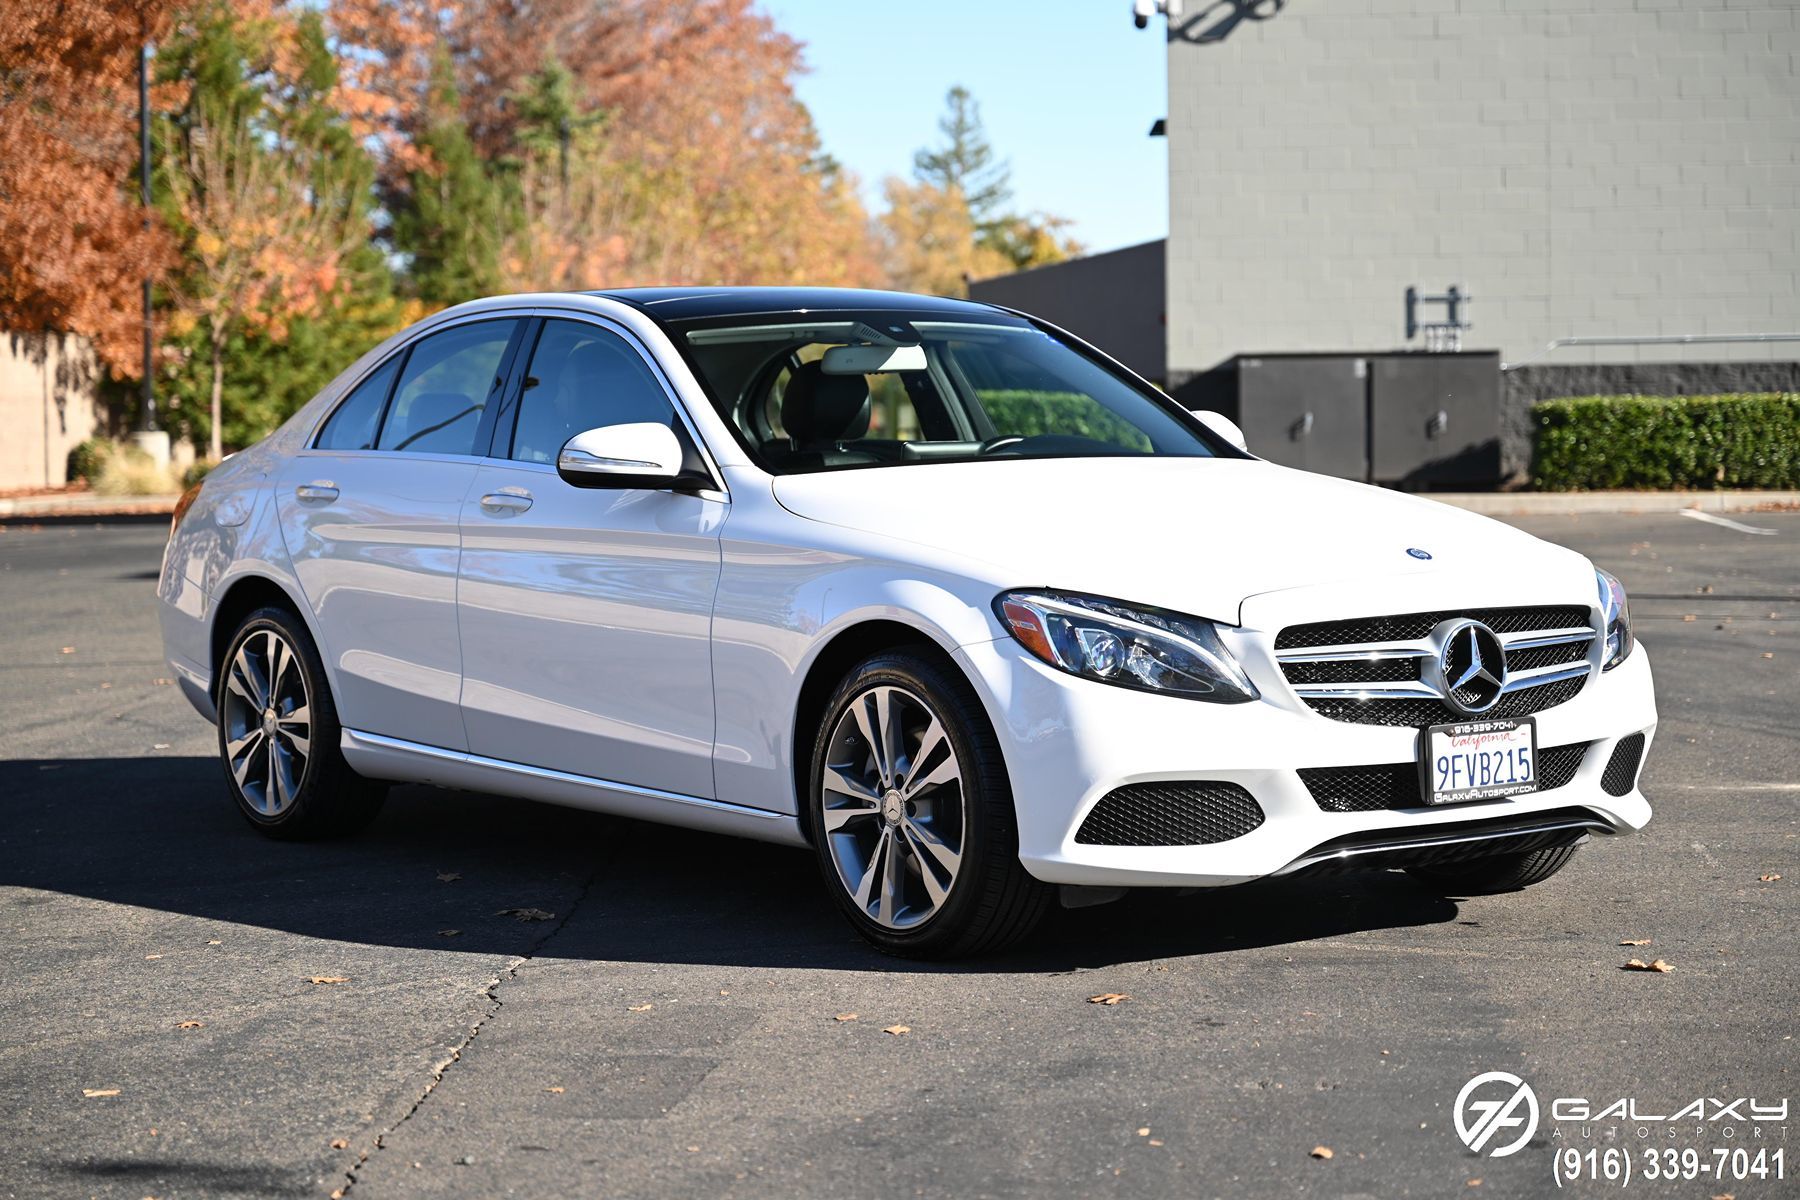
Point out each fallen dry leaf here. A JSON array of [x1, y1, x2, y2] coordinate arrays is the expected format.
[[144, 954, 162, 960], [308, 976, 350, 985], [1760, 873, 1782, 882], [1087, 992, 1130, 1005], [1620, 939, 1652, 946], [330, 1138, 349, 1149], [496, 908, 555, 922], [1136, 1127, 1150, 1137], [833, 1013, 858, 1022], [1764, 652, 1775, 659], [1468, 1180, 1482, 1188], [1623, 959, 1673, 973], [628, 1003, 653, 1012], [1147, 1139, 1164, 1147], [206, 939, 221, 946], [882, 1024, 911, 1036], [82, 1088, 120, 1098], [436, 929, 460, 938], [1310, 1145, 1334, 1160], [60, 646, 75, 654], [436, 872, 461, 883], [545, 1086, 565, 1094], [175, 1021, 202, 1030]]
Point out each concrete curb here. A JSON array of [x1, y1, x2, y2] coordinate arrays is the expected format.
[[0, 493, 179, 521], [1421, 490, 1800, 516]]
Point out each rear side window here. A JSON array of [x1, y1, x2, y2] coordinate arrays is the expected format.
[[377, 320, 519, 456], [314, 357, 398, 451]]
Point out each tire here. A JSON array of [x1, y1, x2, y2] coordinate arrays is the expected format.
[[1405, 844, 1580, 894], [215, 606, 385, 840], [807, 650, 1051, 959]]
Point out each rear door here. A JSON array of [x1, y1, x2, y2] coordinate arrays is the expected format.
[[276, 315, 525, 749], [455, 315, 725, 798]]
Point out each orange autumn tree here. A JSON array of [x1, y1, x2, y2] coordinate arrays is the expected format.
[[328, 0, 882, 292], [0, 0, 181, 376], [164, 107, 364, 459]]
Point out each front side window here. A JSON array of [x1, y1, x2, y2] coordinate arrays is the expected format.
[[675, 314, 1221, 473], [377, 320, 519, 456], [508, 320, 677, 464]]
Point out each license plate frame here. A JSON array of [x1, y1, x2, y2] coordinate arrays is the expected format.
[[1419, 716, 1539, 806]]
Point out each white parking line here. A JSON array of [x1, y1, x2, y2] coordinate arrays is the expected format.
[[1665, 783, 1800, 792], [1679, 509, 1779, 535]]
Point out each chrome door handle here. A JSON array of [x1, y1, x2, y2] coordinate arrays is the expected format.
[[479, 491, 533, 515], [295, 482, 339, 502]]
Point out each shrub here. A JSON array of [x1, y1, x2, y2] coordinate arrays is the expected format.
[[976, 390, 1151, 450], [181, 458, 219, 489], [94, 444, 179, 496], [1532, 393, 1800, 491], [66, 437, 113, 484]]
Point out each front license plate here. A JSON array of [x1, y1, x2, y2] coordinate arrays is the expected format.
[[1421, 717, 1538, 805]]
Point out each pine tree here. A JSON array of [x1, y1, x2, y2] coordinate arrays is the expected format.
[[912, 86, 1012, 229], [391, 51, 510, 305]]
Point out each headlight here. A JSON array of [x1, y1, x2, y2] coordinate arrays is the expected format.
[[1597, 568, 1633, 670], [994, 590, 1259, 703]]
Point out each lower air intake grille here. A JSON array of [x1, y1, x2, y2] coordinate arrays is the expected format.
[[1601, 733, 1646, 796], [1301, 742, 1589, 813], [1075, 782, 1266, 846]]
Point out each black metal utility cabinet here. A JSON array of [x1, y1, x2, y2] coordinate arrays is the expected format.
[[1181, 351, 1502, 488]]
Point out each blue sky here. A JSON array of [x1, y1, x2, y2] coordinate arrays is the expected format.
[[759, 1, 1169, 255]]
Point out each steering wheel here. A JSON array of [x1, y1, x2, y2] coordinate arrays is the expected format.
[[978, 435, 1026, 455]]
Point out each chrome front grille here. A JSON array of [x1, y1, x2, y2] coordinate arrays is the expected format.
[[1275, 605, 1595, 728]]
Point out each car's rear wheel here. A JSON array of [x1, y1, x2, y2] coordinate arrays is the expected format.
[[1405, 844, 1580, 894], [808, 650, 1050, 959], [217, 607, 384, 839]]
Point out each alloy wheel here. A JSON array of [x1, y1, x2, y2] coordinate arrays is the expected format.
[[220, 628, 312, 817], [820, 684, 966, 929]]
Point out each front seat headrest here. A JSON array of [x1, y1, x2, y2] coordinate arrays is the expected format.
[[781, 360, 871, 447]]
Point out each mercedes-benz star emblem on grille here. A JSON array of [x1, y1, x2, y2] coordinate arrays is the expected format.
[[1438, 620, 1508, 714]]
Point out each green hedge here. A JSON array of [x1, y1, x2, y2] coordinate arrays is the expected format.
[[975, 389, 1151, 451], [1532, 393, 1800, 491]]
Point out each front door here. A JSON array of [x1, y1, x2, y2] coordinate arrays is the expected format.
[[455, 316, 725, 798], [276, 316, 524, 749]]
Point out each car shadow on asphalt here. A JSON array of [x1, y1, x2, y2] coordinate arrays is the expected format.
[[1, 756, 1460, 972]]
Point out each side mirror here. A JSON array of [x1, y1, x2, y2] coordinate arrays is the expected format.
[[1195, 409, 1248, 452], [557, 423, 697, 490]]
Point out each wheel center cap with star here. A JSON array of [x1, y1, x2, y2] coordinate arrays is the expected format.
[[881, 790, 904, 825]]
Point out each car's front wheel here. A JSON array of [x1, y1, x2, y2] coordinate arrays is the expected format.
[[216, 606, 384, 839], [808, 650, 1051, 959], [1405, 845, 1580, 894]]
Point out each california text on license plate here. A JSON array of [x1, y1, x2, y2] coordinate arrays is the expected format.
[[1421, 717, 1538, 805]]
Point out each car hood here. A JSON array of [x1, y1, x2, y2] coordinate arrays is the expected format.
[[771, 457, 1590, 625]]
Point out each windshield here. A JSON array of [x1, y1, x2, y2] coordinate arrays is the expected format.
[[670, 312, 1225, 473]]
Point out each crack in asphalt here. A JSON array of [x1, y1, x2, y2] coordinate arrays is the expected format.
[[333, 867, 602, 1199]]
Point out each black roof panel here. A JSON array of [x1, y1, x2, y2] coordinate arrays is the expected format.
[[588, 286, 1006, 322]]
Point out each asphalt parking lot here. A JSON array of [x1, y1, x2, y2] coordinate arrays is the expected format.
[[1, 510, 1794, 1199]]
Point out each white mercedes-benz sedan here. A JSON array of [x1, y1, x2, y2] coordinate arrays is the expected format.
[[158, 287, 1656, 957]]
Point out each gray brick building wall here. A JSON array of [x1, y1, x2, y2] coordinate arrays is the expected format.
[[1164, 0, 1800, 383]]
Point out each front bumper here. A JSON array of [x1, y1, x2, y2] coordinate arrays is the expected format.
[[953, 635, 1656, 889]]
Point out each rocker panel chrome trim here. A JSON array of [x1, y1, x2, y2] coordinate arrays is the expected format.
[[340, 728, 808, 847]]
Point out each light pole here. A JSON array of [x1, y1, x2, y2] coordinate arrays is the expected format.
[[138, 31, 154, 433], [129, 26, 170, 469]]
